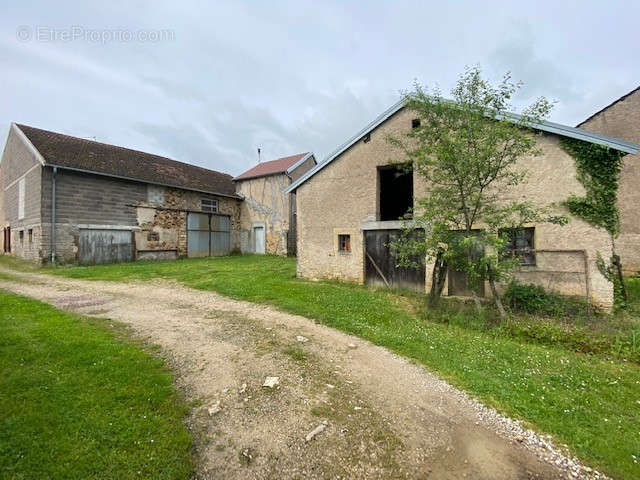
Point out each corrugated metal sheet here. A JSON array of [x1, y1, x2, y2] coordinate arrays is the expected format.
[[187, 213, 231, 258]]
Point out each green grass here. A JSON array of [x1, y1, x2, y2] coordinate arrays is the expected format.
[[0, 290, 193, 480], [3, 254, 640, 478]]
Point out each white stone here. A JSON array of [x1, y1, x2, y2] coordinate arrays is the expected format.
[[263, 376, 280, 388], [305, 420, 328, 442], [207, 401, 222, 416], [296, 335, 309, 343]]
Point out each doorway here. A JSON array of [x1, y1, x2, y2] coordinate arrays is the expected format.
[[253, 225, 265, 254], [3, 227, 10, 253], [364, 229, 425, 291]]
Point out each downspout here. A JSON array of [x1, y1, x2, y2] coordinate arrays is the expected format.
[[50, 166, 56, 264]]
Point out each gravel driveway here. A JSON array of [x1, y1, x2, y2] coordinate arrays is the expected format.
[[0, 268, 607, 479]]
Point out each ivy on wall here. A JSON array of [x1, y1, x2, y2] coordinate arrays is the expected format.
[[560, 138, 625, 237], [560, 137, 627, 308]]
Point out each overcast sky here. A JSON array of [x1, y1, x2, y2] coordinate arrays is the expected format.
[[1, 1, 639, 176]]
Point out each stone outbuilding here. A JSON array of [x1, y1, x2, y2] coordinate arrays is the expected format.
[[286, 101, 639, 310], [577, 85, 640, 275], [0, 123, 242, 264], [234, 152, 316, 256]]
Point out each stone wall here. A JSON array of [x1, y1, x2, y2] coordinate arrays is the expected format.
[[236, 174, 291, 255], [134, 186, 241, 257], [578, 88, 640, 274], [37, 170, 241, 263], [295, 108, 615, 309]]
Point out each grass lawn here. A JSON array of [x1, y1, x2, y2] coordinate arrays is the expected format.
[[0, 290, 193, 480], [2, 254, 640, 478]]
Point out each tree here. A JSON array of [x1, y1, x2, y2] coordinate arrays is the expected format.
[[389, 66, 567, 316]]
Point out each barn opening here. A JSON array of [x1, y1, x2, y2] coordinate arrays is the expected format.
[[378, 164, 413, 221]]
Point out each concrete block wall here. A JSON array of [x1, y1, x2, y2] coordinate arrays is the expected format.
[[0, 126, 44, 260]]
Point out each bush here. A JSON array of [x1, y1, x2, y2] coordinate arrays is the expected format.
[[502, 281, 590, 318]]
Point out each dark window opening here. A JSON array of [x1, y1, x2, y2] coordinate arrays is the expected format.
[[501, 227, 535, 265], [363, 133, 371, 143], [28, 229, 33, 243], [338, 234, 351, 253], [19, 230, 24, 244], [378, 165, 413, 221], [412, 118, 421, 128], [147, 231, 160, 242]]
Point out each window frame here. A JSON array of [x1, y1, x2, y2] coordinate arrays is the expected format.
[[337, 234, 351, 253], [201, 198, 219, 213], [501, 227, 536, 266]]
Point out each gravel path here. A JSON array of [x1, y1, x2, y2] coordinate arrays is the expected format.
[[0, 268, 609, 480]]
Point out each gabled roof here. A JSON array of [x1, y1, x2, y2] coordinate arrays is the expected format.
[[14, 123, 239, 198], [285, 99, 640, 193], [233, 152, 314, 181], [577, 85, 640, 127]]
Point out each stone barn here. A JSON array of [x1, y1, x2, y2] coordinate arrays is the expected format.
[[286, 101, 639, 310], [234, 152, 316, 255], [577, 85, 640, 274], [0, 123, 242, 264]]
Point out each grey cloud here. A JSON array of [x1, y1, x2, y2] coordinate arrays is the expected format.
[[1, 1, 639, 175]]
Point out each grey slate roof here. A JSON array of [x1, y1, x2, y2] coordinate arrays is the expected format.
[[16, 123, 239, 198], [285, 100, 640, 194]]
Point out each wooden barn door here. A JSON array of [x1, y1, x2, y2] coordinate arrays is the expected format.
[[364, 230, 425, 291], [78, 229, 133, 265]]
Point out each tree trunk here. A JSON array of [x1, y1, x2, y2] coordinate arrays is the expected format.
[[612, 254, 627, 302], [428, 249, 448, 307], [488, 273, 507, 319], [471, 290, 482, 312]]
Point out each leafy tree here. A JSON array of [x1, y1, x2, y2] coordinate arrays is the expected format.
[[389, 67, 567, 316]]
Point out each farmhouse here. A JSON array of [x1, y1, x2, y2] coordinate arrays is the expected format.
[[0, 123, 244, 264], [234, 152, 316, 255], [286, 101, 639, 309], [577, 85, 640, 275]]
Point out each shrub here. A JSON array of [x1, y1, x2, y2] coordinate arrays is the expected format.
[[502, 281, 590, 318]]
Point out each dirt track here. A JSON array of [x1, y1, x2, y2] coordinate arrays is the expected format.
[[0, 268, 595, 479]]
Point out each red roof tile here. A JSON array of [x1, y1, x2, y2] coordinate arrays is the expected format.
[[234, 152, 310, 181]]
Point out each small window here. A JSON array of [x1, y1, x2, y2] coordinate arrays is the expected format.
[[201, 198, 219, 213], [502, 227, 535, 265], [363, 133, 371, 143], [147, 231, 159, 242], [19, 230, 24, 243], [412, 118, 421, 129], [28, 229, 33, 243], [338, 234, 351, 253]]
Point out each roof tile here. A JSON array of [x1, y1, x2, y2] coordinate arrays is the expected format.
[[16, 124, 238, 197]]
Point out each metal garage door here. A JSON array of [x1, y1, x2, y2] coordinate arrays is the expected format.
[[187, 213, 231, 258], [78, 229, 133, 265]]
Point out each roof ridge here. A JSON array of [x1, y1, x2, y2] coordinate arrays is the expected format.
[[285, 98, 640, 194]]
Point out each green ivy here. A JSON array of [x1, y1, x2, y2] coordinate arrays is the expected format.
[[560, 138, 624, 237], [561, 138, 626, 308]]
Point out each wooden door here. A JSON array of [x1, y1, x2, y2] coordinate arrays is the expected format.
[[364, 230, 425, 291]]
